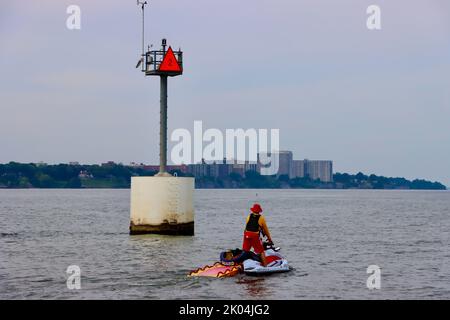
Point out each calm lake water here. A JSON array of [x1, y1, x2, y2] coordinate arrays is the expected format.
[[0, 189, 449, 300]]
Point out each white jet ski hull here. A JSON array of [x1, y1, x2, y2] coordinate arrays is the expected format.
[[243, 249, 290, 275]]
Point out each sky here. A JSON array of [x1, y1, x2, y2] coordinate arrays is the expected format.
[[1, 0, 449, 186]]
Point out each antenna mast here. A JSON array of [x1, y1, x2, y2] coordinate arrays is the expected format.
[[137, 1, 148, 70]]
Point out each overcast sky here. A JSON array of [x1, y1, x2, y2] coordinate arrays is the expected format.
[[1, 0, 449, 185]]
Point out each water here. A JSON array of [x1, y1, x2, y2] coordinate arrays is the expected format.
[[0, 189, 449, 300]]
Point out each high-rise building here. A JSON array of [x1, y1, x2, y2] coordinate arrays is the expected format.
[[292, 160, 306, 178], [188, 158, 235, 178], [244, 162, 258, 175], [278, 151, 293, 178], [170, 151, 333, 182], [305, 160, 333, 182], [290, 159, 333, 182], [258, 151, 293, 177]]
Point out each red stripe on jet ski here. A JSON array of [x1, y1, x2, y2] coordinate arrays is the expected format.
[[266, 255, 282, 264]]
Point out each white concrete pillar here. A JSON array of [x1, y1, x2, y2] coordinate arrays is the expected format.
[[130, 176, 194, 235]]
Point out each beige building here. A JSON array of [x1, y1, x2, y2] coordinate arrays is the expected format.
[[291, 159, 333, 182], [292, 160, 306, 178], [306, 160, 333, 182]]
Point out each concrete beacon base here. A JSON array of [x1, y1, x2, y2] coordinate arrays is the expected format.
[[130, 176, 194, 235]]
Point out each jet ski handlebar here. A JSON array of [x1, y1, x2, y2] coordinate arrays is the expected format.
[[262, 241, 281, 252]]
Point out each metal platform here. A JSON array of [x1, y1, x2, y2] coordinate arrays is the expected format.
[[143, 40, 183, 77]]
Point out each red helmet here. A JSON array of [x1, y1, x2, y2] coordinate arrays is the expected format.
[[250, 203, 263, 213]]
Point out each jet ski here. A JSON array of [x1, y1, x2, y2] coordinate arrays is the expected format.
[[242, 245, 290, 275], [189, 242, 290, 278]]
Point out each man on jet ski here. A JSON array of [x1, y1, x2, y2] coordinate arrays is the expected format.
[[242, 203, 273, 267]]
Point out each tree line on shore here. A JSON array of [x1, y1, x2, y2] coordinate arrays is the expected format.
[[0, 162, 446, 190]]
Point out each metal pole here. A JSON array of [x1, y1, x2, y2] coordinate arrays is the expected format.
[[138, 1, 147, 72], [159, 75, 168, 175], [141, 3, 144, 56]]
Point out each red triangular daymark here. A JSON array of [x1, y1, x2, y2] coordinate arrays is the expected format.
[[159, 47, 182, 72]]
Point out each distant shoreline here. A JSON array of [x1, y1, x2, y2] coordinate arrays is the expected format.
[[0, 162, 446, 190], [0, 187, 448, 191]]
